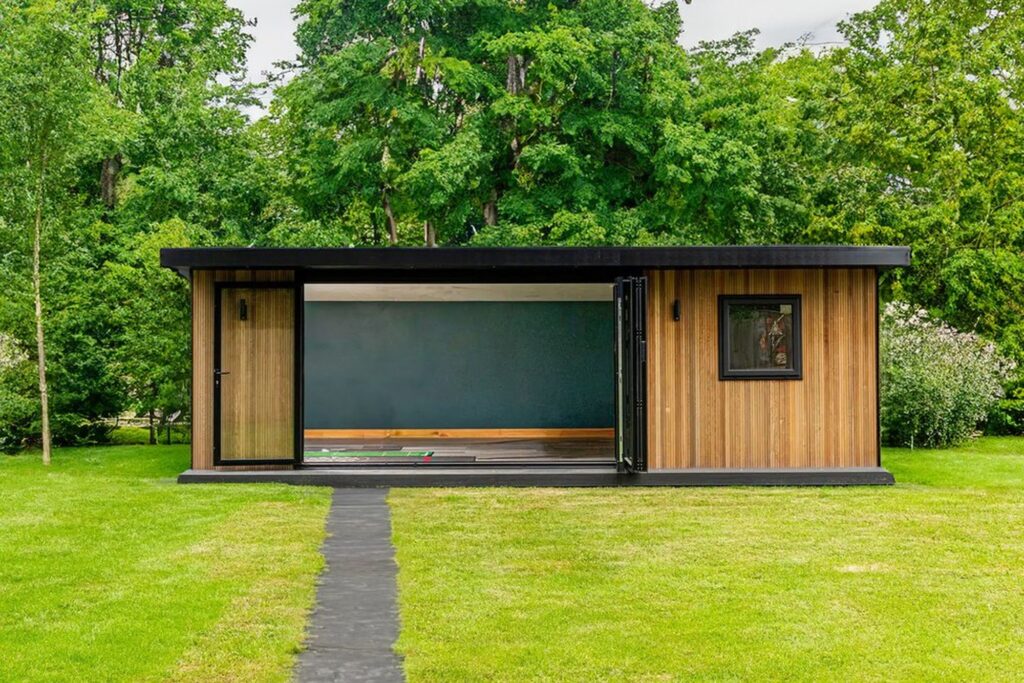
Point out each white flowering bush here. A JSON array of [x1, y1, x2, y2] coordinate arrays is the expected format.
[[881, 302, 1015, 448]]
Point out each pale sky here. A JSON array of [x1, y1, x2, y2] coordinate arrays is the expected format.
[[232, 0, 880, 111]]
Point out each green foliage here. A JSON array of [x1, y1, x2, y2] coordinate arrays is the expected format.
[[940, 249, 1024, 361], [0, 333, 35, 452], [279, 0, 690, 245], [989, 389, 1024, 436], [109, 425, 191, 445], [0, 0, 263, 448], [104, 219, 198, 426], [830, 1, 1024, 432], [827, 0, 1024, 335], [2, 0, 1024, 448], [0, 0, 123, 447], [881, 302, 1015, 448]]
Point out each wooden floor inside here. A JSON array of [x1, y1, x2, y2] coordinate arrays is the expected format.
[[303, 437, 615, 466]]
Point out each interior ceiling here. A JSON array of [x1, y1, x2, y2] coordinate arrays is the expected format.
[[304, 283, 614, 302]]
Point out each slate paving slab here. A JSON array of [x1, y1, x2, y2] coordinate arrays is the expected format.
[[295, 488, 405, 683]]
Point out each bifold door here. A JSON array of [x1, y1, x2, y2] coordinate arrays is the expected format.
[[214, 284, 298, 465], [614, 276, 648, 472]]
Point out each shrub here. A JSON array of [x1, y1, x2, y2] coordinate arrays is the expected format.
[[0, 372, 36, 453], [881, 302, 1015, 448], [986, 381, 1024, 436], [0, 332, 120, 451], [109, 425, 191, 446], [0, 334, 35, 453]]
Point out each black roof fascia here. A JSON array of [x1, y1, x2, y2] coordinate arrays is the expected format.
[[161, 246, 911, 279]]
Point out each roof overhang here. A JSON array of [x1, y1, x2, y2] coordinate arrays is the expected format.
[[160, 246, 911, 280]]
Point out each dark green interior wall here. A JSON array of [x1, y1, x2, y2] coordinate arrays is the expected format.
[[303, 301, 613, 429]]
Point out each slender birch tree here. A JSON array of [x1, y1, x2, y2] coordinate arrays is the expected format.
[[0, 2, 107, 462]]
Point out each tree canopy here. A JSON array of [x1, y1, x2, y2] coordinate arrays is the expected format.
[[0, 0, 1022, 448]]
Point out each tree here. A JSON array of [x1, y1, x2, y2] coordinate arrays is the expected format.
[[0, 1, 263, 453], [2, 0, 1024, 453], [0, 1, 111, 462], [647, 32, 828, 245], [85, 0, 254, 212], [278, 0, 692, 247], [105, 220, 198, 443], [804, 0, 1024, 430], [825, 0, 1024, 321], [276, 6, 448, 245], [86, 0, 263, 433]]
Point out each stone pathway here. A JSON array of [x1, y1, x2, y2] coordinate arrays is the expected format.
[[295, 489, 405, 683]]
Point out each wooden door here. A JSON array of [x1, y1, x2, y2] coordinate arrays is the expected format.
[[215, 285, 296, 464]]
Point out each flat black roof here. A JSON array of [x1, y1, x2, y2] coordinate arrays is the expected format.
[[161, 245, 910, 279]]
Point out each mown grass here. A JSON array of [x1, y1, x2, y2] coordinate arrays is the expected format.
[[0, 445, 332, 682], [390, 437, 1024, 681], [5, 438, 1023, 681]]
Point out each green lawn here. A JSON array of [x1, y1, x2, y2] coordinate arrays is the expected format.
[[390, 437, 1024, 681], [4, 439, 1023, 682], [0, 446, 332, 682]]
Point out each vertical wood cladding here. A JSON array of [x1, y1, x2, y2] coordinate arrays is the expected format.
[[191, 270, 294, 471], [646, 269, 878, 470], [192, 271, 214, 470]]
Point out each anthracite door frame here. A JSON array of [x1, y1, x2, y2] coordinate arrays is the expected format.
[[213, 280, 302, 467]]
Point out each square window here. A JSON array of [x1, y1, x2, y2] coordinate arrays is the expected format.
[[718, 295, 802, 380]]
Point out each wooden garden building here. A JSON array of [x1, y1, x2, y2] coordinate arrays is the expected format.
[[160, 246, 909, 486]]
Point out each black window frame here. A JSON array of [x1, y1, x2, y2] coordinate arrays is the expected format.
[[718, 294, 803, 380]]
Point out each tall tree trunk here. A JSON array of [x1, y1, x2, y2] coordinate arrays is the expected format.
[[100, 154, 122, 209], [423, 220, 436, 247], [506, 54, 525, 94], [382, 190, 398, 245], [483, 188, 498, 227], [506, 54, 526, 169], [33, 153, 52, 466], [415, 34, 426, 84], [148, 407, 156, 445]]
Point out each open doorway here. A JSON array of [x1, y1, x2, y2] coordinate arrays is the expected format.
[[301, 282, 617, 466]]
